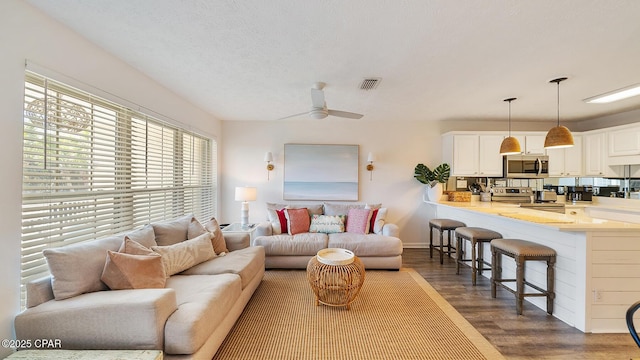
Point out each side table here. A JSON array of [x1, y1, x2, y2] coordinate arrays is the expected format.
[[307, 248, 365, 310]]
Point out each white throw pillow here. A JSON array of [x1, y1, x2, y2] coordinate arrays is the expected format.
[[152, 232, 215, 276]]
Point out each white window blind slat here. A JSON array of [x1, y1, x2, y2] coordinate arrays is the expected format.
[[20, 71, 217, 308]]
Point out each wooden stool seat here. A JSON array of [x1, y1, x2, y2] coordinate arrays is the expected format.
[[429, 219, 466, 265], [455, 227, 502, 285], [490, 238, 556, 315]]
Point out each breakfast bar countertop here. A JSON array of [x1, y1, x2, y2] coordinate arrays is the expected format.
[[426, 200, 640, 232]]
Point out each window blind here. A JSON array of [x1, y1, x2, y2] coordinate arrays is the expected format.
[[21, 72, 216, 307]]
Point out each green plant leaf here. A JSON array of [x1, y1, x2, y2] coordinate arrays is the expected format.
[[413, 163, 433, 184], [432, 163, 450, 183]]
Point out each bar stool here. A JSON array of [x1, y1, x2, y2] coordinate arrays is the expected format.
[[429, 219, 466, 265], [490, 238, 556, 315], [455, 227, 502, 285]]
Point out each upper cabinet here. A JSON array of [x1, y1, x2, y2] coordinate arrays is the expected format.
[[547, 135, 582, 177], [608, 125, 640, 165], [523, 135, 547, 155], [442, 133, 504, 177], [584, 131, 617, 177]]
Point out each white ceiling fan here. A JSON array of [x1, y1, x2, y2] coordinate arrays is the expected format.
[[278, 82, 364, 120]]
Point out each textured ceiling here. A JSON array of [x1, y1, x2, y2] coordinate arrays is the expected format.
[[25, 0, 640, 124]]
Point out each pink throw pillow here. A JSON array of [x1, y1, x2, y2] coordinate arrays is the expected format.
[[346, 208, 372, 234], [285, 208, 310, 235]]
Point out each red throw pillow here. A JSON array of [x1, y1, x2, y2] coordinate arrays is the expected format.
[[285, 208, 310, 235], [276, 208, 288, 234], [369, 208, 379, 233]]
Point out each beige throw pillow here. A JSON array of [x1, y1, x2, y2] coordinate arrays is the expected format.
[[43, 234, 123, 300], [204, 217, 228, 254], [152, 214, 193, 246], [152, 232, 215, 276], [101, 251, 166, 290], [101, 238, 166, 290]]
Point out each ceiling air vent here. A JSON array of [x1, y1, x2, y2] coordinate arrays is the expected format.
[[359, 78, 381, 91]]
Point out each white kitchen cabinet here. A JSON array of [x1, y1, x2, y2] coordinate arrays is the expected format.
[[609, 126, 640, 157], [607, 125, 640, 166], [547, 135, 582, 177], [524, 135, 546, 155], [584, 131, 617, 177], [442, 133, 504, 177]]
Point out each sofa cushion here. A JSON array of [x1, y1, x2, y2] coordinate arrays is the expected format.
[[327, 233, 403, 257], [152, 232, 215, 276], [285, 208, 311, 235], [322, 203, 364, 216], [100, 251, 166, 290], [346, 208, 372, 234], [267, 202, 323, 215], [124, 225, 157, 248], [253, 233, 328, 256], [181, 246, 265, 289], [43, 234, 123, 300], [15, 288, 177, 351], [309, 214, 345, 234], [152, 214, 193, 246], [164, 274, 242, 354]]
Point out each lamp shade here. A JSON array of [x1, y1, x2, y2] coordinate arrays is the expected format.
[[264, 152, 273, 162], [499, 136, 522, 155], [367, 152, 376, 162], [544, 125, 574, 149], [235, 187, 257, 202]]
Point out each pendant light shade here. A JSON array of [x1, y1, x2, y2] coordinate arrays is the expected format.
[[544, 77, 574, 149], [499, 97, 522, 155]]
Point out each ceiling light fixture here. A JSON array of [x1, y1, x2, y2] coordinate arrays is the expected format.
[[544, 77, 574, 149], [584, 83, 640, 104], [499, 97, 522, 155]]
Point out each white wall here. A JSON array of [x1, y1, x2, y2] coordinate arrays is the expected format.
[[0, 2, 220, 356], [220, 119, 445, 247]]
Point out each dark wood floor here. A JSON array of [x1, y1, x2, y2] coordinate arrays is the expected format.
[[403, 248, 640, 360]]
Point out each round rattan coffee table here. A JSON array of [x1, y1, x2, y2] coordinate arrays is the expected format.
[[306, 248, 365, 310]]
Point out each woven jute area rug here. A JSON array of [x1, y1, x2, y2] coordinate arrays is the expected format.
[[212, 268, 504, 360]]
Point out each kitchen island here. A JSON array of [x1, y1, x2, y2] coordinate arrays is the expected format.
[[428, 200, 640, 333]]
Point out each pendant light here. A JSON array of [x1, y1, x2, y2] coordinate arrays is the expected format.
[[544, 77, 574, 149], [499, 97, 522, 155]]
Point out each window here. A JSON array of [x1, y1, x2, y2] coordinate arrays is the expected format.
[[21, 72, 216, 307]]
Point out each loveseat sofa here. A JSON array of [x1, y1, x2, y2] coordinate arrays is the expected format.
[[254, 202, 403, 269], [14, 214, 265, 360]]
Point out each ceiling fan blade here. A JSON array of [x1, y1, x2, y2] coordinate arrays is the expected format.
[[276, 111, 308, 120], [327, 109, 364, 119], [311, 88, 325, 108]]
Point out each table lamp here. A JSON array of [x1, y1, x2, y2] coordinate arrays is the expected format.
[[235, 186, 257, 228]]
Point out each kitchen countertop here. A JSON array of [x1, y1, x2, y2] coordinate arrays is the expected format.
[[427, 200, 640, 232]]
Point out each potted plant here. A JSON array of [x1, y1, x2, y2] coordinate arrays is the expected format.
[[414, 163, 451, 201]]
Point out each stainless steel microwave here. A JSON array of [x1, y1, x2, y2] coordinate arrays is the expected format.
[[503, 155, 549, 178]]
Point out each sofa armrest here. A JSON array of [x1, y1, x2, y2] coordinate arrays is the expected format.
[[15, 288, 177, 350], [254, 222, 273, 237], [382, 223, 399, 237], [26, 276, 54, 308]]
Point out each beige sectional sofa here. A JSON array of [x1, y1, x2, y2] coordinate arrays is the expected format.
[[254, 202, 403, 269], [14, 214, 265, 360]]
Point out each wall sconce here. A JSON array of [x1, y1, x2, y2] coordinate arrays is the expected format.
[[235, 186, 257, 228], [264, 152, 274, 180], [366, 152, 376, 181]]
